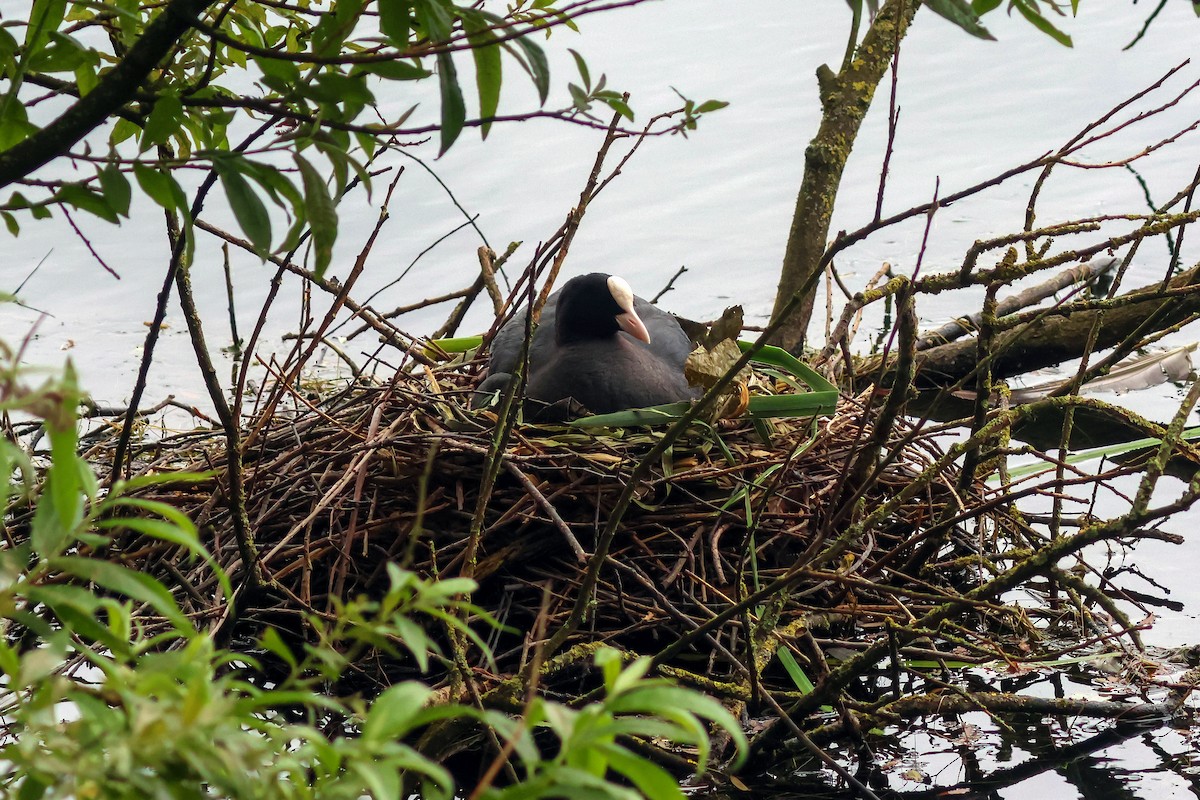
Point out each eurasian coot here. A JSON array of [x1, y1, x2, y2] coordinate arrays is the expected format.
[[476, 273, 698, 420]]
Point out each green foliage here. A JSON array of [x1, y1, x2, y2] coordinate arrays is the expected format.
[[481, 650, 747, 800], [0, 0, 592, 272], [894, 0, 1077, 45]]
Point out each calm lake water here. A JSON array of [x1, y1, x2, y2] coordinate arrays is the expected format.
[[3, 2, 1200, 796]]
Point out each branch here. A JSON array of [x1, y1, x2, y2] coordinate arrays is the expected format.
[[0, 0, 215, 188]]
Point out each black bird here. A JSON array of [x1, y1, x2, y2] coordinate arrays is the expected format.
[[476, 273, 698, 420]]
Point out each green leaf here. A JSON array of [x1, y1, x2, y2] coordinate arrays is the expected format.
[[309, 0, 363, 54], [54, 184, 118, 223], [97, 512, 197, 549], [0, 102, 36, 150], [29, 31, 91, 73], [110, 116, 139, 145], [377, 0, 411, 48], [362, 681, 433, 743], [567, 82, 588, 110], [391, 616, 432, 672], [24, 0, 68, 53], [295, 154, 338, 279], [924, 0, 995, 40], [694, 99, 728, 114], [1012, 0, 1073, 46], [49, 556, 193, 632], [74, 60, 98, 96], [595, 742, 685, 800], [1001, 426, 1200, 482], [424, 335, 482, 355], [971, 0, 1003, 12], [569, 48, 591, 89], [776, 646, 815, 693], [133, 163, 188, 214], [471, 36, 502, 139], [110, 470, 215, 494], [736, 341, 838, 392], [436, 52, 466, 155], [0, 441, 32, 518], [0, 640, 19, 678], [609, 684, 747, 769], [142, 93, 184, 149], [254, 53, 301, 92], [357, 60, 431, 81], [24, 585, 129, 654], [509, 35, 550, 105], [98, 163, 131, 217], [214, 157, 272, 254], [413, 0, 453, 41], [31, 414, 84, 559], [602, 95, 633, 121], [351, 761, 402, 800]]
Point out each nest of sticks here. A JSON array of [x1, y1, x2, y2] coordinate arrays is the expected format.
[[72, 353, 1037, 708]]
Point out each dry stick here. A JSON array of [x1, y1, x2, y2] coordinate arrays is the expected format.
[[745, 496, 1198, 764], [758, 686, 882, 800], [504, 462, 586, 562], [957, 281, 999, 493], [169, 208, 266, 591], [873, 0, 904, 224], [230, 153, 403, 425], [1133, 374, 1200, 520], [1045, 270, 1197, 401], [812, 271, 904, 370], [242, 172, 403, 454], [822, 181, 937, 537], [1039, 256, 1136, 614], [110, 113, 275, 482], [220, 242, 242, 355], [359, 214, 481, 310], [463, 274, 535, 578], [879, 216, 1200, 402], [848, 280, 915, 490], [1023, 61, 1194, 249], [649, 395, 1131, 677], [1040, 174, 1200, 393], [62, 206, 120, 279], [532, 98, 629, 319], [814, 694, 1169, 749], [195, 217, 436, 370], [468, 585, 555, 800], [650, 265, 687, 304], [1161, 162, 1200, 280], [110, 204, 199, 483], [1051, 566, 1145, 651], [1046, 218, 1167, 394], [432, 242, 517, 339], [914, 256, 1119, 350], [932, 211, 1199, 296]]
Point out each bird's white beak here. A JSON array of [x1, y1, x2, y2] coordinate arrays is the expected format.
[[616, 309, 651, 344], [608, 275, 652, 344]]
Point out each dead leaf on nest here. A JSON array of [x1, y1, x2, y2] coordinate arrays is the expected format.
[[685, 338, 752, 422], [685, 338, 751, 390]]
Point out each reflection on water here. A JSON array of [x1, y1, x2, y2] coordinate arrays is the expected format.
[[724, 667, 1199, 799]]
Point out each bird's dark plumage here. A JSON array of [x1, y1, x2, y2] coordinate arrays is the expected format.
[[476, 273, 698, 420]]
